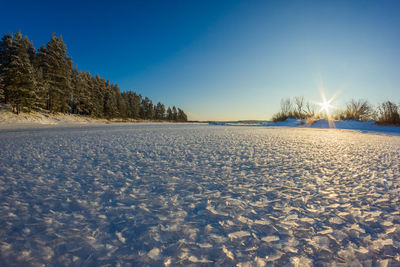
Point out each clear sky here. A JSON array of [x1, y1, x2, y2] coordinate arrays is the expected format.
[[2, 0, 400, 121]]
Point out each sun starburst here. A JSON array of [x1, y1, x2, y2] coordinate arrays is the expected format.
[[316, 85, 340, 116], [320, 100, 333, 113], [313, 80, 342, 128]]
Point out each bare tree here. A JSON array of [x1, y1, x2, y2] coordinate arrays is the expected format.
[[294, 96, 304, 118], [280, 98, 293, 117], [305, 101, 317, 118], [272, 98, 294, 122], [344, 99, 372, 121], [376, 101, 400, 125]]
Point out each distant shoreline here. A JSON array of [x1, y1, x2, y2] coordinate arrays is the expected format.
[[209, 118, 400, 136]]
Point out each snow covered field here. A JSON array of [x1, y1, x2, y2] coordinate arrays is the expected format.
[[0, 124, 399, 266]]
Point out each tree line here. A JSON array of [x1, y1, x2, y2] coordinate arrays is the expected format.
[[0, 31, 187, 121], [273, 96, 400, 125]]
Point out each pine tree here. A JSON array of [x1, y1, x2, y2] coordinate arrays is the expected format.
[[0, 33, 14, 104], [141, 97, 154, 119], [147, 100, 154, 119], [3, 31, 37, 113], [104, 84, 118, 118], [69, 67, 79, 113], [122, 91, 141, 119], [90, 75, 105, 117], [167, 107, 173, 120], [0, 67, 4, 101], [0, 31, 189, 121], [81, 72, 94, 115], [0, 34, 12, 66], [33, 66, 47, 109], [23, 35, 36, 65], [172, 106, 178, 121], [113, 84, 127, 118], [70, 70, 92, 115], [155, 102, 166, 120], [177, 108, 188, 122], [37, 34, 72, 112]]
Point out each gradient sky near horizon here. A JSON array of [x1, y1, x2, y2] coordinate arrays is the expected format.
[[2, 0, 400, 120]]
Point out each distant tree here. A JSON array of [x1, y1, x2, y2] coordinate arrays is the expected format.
[[77, 71, 94, 115], [281, 98, 293, 118], [90, 74, 105, 117], [166, 107, 173, 120], [272, 98, 294, 122], [69, 67, 81, 114], [103, 85, 118, 118], [294, 96, 305, 118], [342, 99, 372, 121], [376, 101, 400, 125], [0, 64, 4, 101], [305, 101, 317, 118], [141, 97, 154, 119], [148, 101, 154, 119], [177, 108, 187, 122], [140, 97, 146, 119], [113, 85, 126, 118], [155, 102, 166, 120], [122, 91, 141, 119], [172, 106, 178, 121]]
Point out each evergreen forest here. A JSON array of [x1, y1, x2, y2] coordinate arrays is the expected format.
[[0, 31, 188, 122]]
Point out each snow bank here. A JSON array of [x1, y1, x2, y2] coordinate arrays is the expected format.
[[0, 105, 193, 129], [0, 104, 107, 128], [310, 119, 400, 134]]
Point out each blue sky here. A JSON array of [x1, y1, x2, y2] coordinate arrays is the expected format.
[[2, 0, 400, 120]]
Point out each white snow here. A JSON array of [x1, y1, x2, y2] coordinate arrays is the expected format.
[[0, 104, 109, 128], [261, 235, 280, 242], [212, 118, 400, 136], [147, 247, 161, 260], [0, 124, 399, 265]]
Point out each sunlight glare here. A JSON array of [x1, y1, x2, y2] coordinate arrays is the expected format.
[[313, 79, 343, 128], [320, 101, 331, 113]]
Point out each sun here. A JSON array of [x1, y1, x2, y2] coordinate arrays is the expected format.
[[313, 78, 343, 127], [320, 101, 332, 113], [316, 89, 340, 116], [317, 98, 335, 115], [316, 95, 337, 128]]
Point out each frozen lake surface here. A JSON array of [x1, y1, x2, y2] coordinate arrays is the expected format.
[[0, 124, 399, 266]]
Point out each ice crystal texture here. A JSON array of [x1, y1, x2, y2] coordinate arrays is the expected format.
[[0, 124, 399, 266]]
